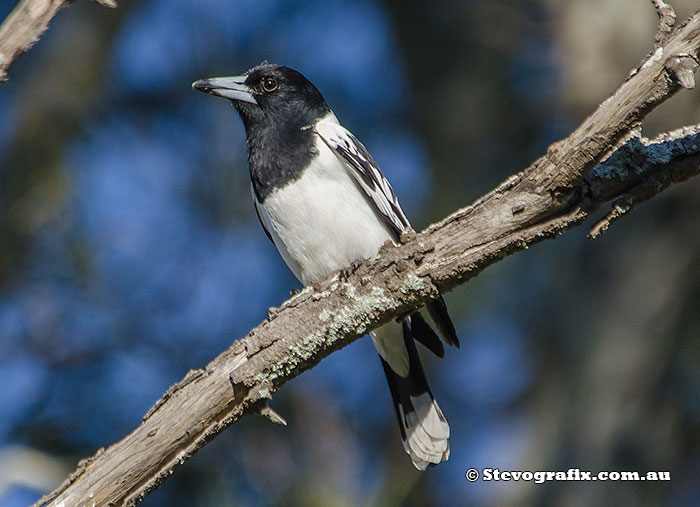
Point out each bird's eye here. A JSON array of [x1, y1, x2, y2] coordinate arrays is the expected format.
[[262, 77, 278, 92]]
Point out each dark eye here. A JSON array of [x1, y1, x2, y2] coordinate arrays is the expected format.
[[262, 76, 277, 92]]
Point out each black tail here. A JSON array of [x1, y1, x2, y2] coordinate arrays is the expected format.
[[380, 319, 450, 470]]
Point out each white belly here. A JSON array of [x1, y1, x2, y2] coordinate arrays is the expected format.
[[256, 139, 394, 285]]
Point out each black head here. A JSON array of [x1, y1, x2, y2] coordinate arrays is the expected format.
[[193, 64, 332, 201], [193, 63, 330, 132]]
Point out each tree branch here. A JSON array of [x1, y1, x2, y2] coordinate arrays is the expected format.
[[0, 0, 116, 84], [587, 125, 700, 238], [652, 0, 676, 48], [35, 6, 700, 507]]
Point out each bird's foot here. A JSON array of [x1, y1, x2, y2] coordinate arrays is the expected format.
[[338, 260, 362, 282]]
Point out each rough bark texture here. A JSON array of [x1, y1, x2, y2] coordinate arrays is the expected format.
[[0, 0, 116, 84], [30, 7, 700, 506]]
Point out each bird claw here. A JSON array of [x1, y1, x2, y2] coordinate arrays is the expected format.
[[338, 261, 362, 282]]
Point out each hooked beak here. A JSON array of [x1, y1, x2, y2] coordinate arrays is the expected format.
[[192, 75, 257, 105]]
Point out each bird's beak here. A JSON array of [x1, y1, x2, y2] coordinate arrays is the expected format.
[[192, 75, 258, 105]]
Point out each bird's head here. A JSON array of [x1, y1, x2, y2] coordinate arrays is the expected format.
[[193, 63, 330, 131]]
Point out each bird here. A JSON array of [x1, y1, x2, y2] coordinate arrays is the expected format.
[[193, 63, 459, 470]]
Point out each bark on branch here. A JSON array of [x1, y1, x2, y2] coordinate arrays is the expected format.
[[0, 0, 116, 84], [35, 5, 700, 507]]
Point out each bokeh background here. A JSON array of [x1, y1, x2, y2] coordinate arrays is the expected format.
[[1, 0, 700, 505]]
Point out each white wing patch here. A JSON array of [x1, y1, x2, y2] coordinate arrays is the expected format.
[[315, 113, 410, 238]]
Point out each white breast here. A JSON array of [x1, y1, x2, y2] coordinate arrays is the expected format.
[[255, 134, 395, 285]]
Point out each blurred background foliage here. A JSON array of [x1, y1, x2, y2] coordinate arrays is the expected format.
[[1, 0, 699, 505]]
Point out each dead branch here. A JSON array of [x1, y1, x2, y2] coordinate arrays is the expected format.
[[652, 0, 677, 48], [0, 0, 116, 84]]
